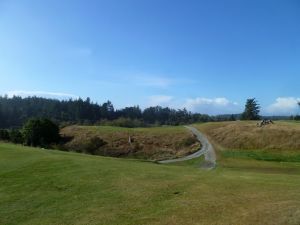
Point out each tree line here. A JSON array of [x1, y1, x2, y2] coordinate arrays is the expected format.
[[0, 95, 238, 128]]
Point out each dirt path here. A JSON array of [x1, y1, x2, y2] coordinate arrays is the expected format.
[[158, 126, 216, 169]]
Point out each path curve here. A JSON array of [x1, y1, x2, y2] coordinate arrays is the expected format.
[[158, 126, 216, 169]]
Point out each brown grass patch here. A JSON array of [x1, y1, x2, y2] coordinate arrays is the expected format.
[[194, 121, 300, 151], [60, 125, 200, 160]]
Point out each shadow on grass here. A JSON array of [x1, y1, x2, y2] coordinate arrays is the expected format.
[[222, 150, 300, 163], [159, 155, 205, 168]]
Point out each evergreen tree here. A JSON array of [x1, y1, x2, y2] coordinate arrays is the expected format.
[[0, 95, 216, 127], [229, 114, 236, 121], [241, 98, 260, 120]]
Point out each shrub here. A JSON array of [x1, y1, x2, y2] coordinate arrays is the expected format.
[[0, 129, 10, 141], [84, 136, 107, 155], [176, 136, 197, 148], [9, 129, 23, 144], [23, 118, 60, 147]]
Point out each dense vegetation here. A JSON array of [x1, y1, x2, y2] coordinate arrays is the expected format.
[[0, 129, 23, 144], [0, 95, 236, 128], [1, 95, 298, 130], [22, 119, 60, 147], [0, 118, 60, 148]]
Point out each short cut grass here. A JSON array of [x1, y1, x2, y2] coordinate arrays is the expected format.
[[1, 143, 300, 225]]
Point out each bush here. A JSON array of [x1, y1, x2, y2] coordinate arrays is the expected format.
[[176, 136, 197, 149], [23, 118, 60, 147], [84, 136, 107, 155], [9, 129, 23, 144], [0, 129, 10, 141]]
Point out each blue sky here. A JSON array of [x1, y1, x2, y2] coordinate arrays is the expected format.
[[0, 0, 300, 115]]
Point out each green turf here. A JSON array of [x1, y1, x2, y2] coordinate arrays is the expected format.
[[165, 155, 205, 167], [1, 143, 300, 225], [222, 149, 300, 162]]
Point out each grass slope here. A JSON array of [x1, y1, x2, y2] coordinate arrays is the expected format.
[[194, 121, 300, 172], [194, 121, 300, 151], [61, 125, 200, 160], [1, 143, 300, 225]]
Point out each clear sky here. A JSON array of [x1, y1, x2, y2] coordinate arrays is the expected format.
[[1, 0, 300, 115]]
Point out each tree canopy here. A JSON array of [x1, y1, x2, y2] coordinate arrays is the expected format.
[[241, 98, 260, 120], [0, 96, 218, 128], [22, 118, 60, 147]]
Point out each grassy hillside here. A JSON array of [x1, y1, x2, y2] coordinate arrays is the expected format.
[[194, 121, 300, 151], [1, 143, 300, 225], [61, 125, 200, 160]]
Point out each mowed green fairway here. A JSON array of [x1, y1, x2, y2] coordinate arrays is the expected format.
[[1, 143, 300, 225]]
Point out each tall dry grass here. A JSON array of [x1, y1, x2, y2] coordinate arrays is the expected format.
[[60, 125, 200, 160], [195, 121, 300, 151]]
